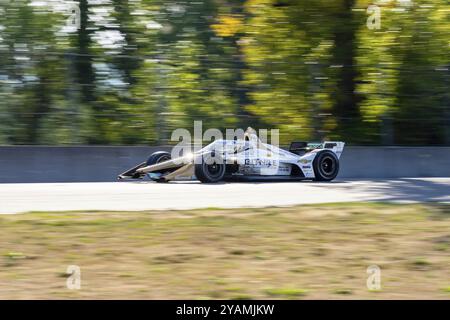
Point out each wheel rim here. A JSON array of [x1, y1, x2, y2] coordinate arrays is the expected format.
[[205, 161, 225, 180], [320, 156, 335, 176]]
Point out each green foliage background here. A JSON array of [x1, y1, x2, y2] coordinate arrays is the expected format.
[[0, 0, 448, 145]]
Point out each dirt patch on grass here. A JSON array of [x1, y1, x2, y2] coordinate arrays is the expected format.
[[0, 203, 449, 299]]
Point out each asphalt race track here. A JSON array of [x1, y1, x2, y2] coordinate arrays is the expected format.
[[1, 178, 449, 214]]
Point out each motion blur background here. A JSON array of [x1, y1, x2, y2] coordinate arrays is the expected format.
[[0, 0, 448, 146]]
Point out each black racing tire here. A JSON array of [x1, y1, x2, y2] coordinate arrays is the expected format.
[[313, 150, 339, 181], [146, 151, 172, 181], [146, 151, 171, 166], [195, 154, 226, 183]]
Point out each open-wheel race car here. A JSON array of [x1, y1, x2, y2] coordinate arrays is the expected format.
[[118, 128, 344, 183]]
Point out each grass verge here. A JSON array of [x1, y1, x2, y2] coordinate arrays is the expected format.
[[0, 202, 449, 299]]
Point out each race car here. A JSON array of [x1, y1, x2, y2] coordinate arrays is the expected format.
[[118, 128, 344, 183]]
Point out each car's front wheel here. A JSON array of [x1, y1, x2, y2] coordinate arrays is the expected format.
[[313, 150, 339, 181], [195, 154, 226, 183], [146, 151, 171, 166], [146, 151, 172, 181]]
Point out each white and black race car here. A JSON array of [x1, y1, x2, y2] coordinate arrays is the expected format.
[[118, 128, 344, 183]]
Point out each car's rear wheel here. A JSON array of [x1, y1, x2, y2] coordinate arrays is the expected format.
[[313, 150, 339, 181], [195, 154, 226, 183]]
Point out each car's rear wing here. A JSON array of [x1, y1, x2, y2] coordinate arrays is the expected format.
[[320, 141, 345, 159]]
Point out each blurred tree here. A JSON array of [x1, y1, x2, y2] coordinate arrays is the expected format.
[[356, 0, 449, 145], [328, 0, 363, 142], [241, 0, 343, 144], [0, 0, 448, 145], [151, 0, 244, 138], [0, 1, 67, 144]]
